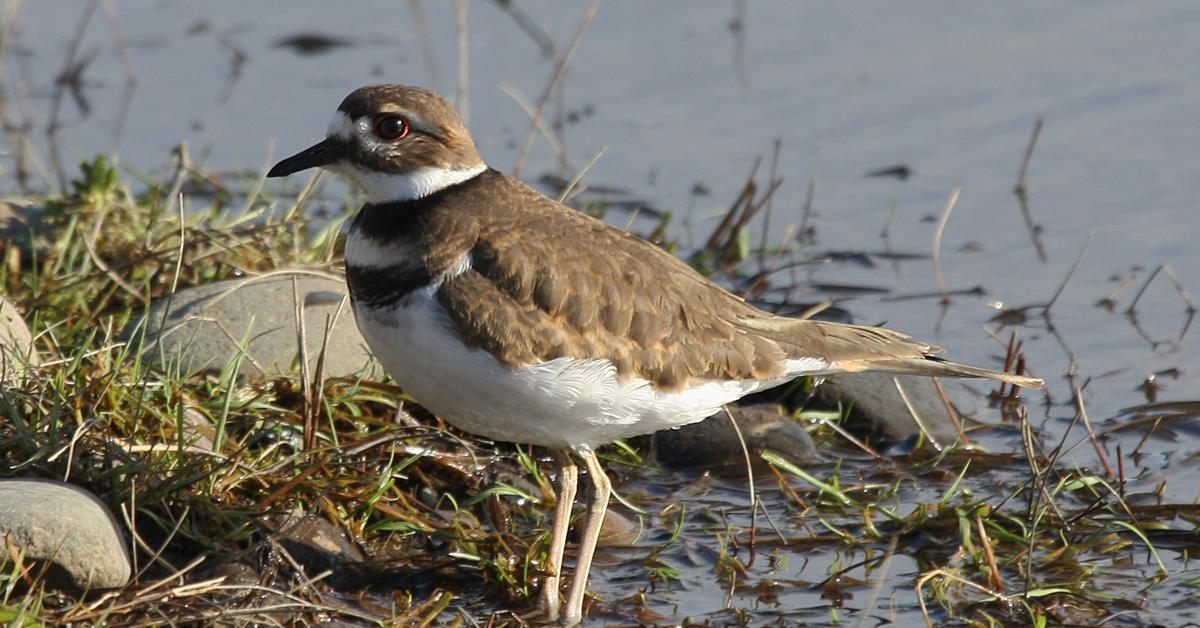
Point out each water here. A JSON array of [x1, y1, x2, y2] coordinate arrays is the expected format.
[[5, 1, 1199, 624]]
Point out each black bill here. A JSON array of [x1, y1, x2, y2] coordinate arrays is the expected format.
[[267, 139, 341, 177]]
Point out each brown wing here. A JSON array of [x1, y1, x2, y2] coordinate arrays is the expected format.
[[431, 173, 1043, 391], [431, 175, 791, 391]]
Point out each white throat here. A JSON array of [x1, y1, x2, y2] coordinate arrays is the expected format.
[[337, 163, 487, 204]]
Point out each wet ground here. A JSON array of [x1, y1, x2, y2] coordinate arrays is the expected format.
[[4, 1, 1199, 625]]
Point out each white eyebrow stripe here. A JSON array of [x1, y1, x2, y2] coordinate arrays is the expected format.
[[327, 112, 355, 140]]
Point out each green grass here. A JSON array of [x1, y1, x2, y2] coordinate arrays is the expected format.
[[0, 156, 1192, 625], [0, 156, 544, 624]]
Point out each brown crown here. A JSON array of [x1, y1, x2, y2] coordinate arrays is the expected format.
[[336, 84, 483, 173]]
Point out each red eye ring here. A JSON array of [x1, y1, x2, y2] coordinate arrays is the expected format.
[[372, 114, 410, 141]]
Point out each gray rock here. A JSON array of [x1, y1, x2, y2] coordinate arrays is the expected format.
[[0, 479, 132, 589], [198, 560, 259, 587], [0, 295, 37, 381], [180, 407, 216, 451], [126, 272, 378, 381], [275, 512, 365, 586], [195, 560, 286, 608], [821, 372, 986, 445], [652, 404, 821, 471], [598, 508, 639, 547], [0, 200, 51, 253]]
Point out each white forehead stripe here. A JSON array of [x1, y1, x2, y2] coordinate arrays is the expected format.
[[327, 111, 355, 140]]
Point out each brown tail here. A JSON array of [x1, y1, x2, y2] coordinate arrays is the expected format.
[[740, 317, 1044, 389], [840, 356, 1044, 388]]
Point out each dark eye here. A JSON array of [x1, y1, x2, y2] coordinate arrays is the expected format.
[[372, 114, 410, 140]]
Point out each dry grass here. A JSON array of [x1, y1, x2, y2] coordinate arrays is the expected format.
[[0, 155, 1194, 626]]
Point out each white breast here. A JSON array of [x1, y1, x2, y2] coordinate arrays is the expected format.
[[348, 243, 836, 450], [353, 289, 837, 450]]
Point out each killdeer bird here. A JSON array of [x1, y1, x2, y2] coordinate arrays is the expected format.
[[267, 84, 1042, 625]]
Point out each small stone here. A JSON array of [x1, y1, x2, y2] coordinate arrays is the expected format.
[[0, 295, 37, 381], [0, 479, 132, 589], [652, 404, 821, 471], [597, 508, 639, 546], [195, 560, 284, 608], [275, 512, 365, 584], [197, 560, 259, 586], [821, 372, 984, 445], [124, 273, 379, 381], [0, 200, 51, 253], [180, 407, 216, 451]]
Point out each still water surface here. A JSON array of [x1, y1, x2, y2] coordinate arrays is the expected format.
[[7, 1, 1199, 624]]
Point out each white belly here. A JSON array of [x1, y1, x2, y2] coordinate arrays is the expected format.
[[353, 287, 794, 450]]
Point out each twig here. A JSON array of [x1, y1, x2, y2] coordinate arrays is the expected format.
[[894, 377, 944, 452], [161, 143, 191, 225], [131, 505, 191, 580], [1127, 262, 1196, 314], [705, 157, 759, 252], [931, 378, 970, 445], [1099, 275, 1136, 309], [256, 455, 328, 509], [453, 0, 468, 123], [917, 568, 1006, 628], [282, 168, 324, 223], [498, 82, 570, 172], [1014, 117, 1043, 198], [997, 332, 1019, 399], [851, 534, 898, 628], [1015, 191, 1047, 264], [757, 138, 781, 272], [765, 462, 808, 509], [729, 0, 749, 91], [100, 0, 137, 147], [879, 197, 898, 240], [0, 0, 44, 191], [930, 187, 961, 305], [813, 411, 883, 460], [1044, 232, 1091, 314], [146, 189, 189, 377], [557, 146, 606, 203], [1018, 407, 1042, 595], [511, 0, 600, 177], [793, 300, 833, 322], [797, 175, 816, 245], [742, 224, 804, 300], [974, 514, 1003, 593], [83, 209, 148, 303], [1013, 118, 1047, 261], [1075, 385, 1113, 478], [237, 142, 274, 217], [1160, 263, 1197, 312], [46, 0, 101, 193], [497, 0, 555, 57], [307, 295, 349, 451], [292, 275, 314, 450], [1116, 443, 1126, 497], [407, 0, 439, 88], [214, 32, 246, 103], [722, 405, 759, 558], [742, 177, 784, 228]]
